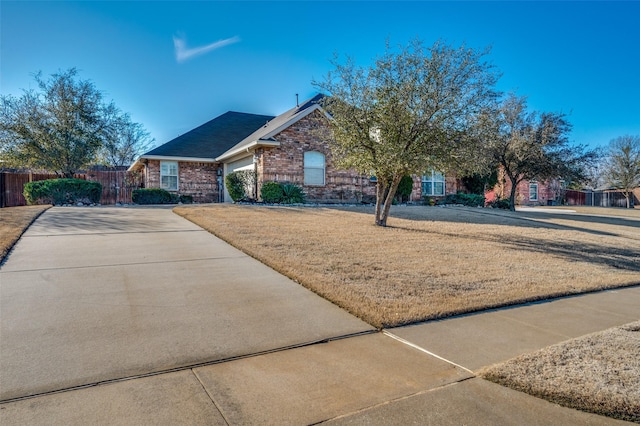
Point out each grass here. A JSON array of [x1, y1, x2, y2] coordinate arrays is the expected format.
[[0, 205, 50, 263], [480, 321, 640, 423], [174, 204, 640, 328]]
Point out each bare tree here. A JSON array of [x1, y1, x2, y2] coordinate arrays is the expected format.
[[602, 135, 640, 208], [100, 111, 155, 167], [314, 39, 499, 226]]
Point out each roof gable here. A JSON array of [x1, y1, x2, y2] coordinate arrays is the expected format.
[[143, 111, 275, 160], [216, 94, 326, 161]]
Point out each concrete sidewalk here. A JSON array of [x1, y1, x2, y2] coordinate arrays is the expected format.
[[1, 206, 637, 424]]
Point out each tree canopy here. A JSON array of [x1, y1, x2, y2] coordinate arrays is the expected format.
[[480, 94, 595, 210], [601, 135, 640, 208], [0, 68, 153, 176], [314, 39, 499, 226]]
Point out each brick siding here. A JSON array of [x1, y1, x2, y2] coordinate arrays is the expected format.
[[257, 110, 377, 203], [145, 160, 221, 203], [486, 168, 560, 206]]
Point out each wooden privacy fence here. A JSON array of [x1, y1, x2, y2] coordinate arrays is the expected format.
[[0, 170, 142, 207]]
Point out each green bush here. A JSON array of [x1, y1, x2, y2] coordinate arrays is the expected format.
[[260, 181, 284, 203], [487, 198, 511, 210], [225, 170, 256, 202], [132, 188, 174, 204], [179, 194, 193, 204], [281, 183, 305, 204], [442, 192, 485, 207], [396, 175, 414, 203], [461, 171, 498, 195], [23, 178, 102, 205], [422, 196, 438, 206]]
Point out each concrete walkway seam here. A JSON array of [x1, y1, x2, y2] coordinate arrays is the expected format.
[[309, 378, 475, 425], [0, 254, 247, 274], [0, 329, 378, 405], [383, 330, 475, 374], [191, 369, 231, 426]]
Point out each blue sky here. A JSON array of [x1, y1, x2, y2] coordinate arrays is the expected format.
[[2, 1, 639, 151]]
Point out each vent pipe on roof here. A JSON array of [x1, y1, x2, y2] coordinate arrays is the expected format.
[[296, 93, 299, 108]]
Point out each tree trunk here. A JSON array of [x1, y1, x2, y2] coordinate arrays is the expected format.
[[374, 180, 386, 226], [375, 175, 402, 226], [508, 176, 518, 212]]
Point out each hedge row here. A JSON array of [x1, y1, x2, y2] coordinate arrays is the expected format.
[[132, 188, 192, 204], [23, 178, 102, 205]]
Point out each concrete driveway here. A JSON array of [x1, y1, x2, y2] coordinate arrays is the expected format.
[[0, 206, 373, 401]]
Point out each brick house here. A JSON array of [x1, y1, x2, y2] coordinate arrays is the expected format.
[[130, 95, 460, 203], [484, 167, 563, 206]]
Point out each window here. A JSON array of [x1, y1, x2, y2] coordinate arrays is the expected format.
[[529, 183, 538, 201], [304, 151, 325, 186], [160, 161, 178, 191], [422, 170, 445, 196]]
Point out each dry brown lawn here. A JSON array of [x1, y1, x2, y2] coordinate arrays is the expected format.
[[174, 204, 640, 328], [481, 321, 640, 423], [0, 205, 50, 263]]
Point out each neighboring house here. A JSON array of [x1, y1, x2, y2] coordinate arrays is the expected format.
[[485, 167, 563, 206], [130, 95, 460, 203]]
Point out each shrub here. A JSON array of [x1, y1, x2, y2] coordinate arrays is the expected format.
[[23, 178, 102, 205], [225, 172, 246, 202], [280, 183, 305, 204], [461, 171, 498, 195], [422, 196, 437, 206], [179, 194, 193, 204], [132, 188, 174, 204], [488, 198, 511, 210], [261, 181, 284, 203], [395, 175, 414, 203], [442, 192, 485, 207], [225, 170, 256, 202]]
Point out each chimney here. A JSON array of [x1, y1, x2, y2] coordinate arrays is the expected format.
[[296, 93, 299, 108]]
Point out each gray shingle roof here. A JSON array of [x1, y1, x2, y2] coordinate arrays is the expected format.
[[143, 111, 275, 159]]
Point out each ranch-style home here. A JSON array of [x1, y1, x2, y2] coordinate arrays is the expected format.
[[129, 94, 460, 204]]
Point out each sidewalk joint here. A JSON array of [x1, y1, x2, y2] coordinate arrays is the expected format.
[[191, 369, 230, 426], [382, 330, 475, 375], [0, 329, 378, 405]]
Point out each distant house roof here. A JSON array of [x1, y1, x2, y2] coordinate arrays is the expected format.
[[215, 94, 326, 162], [140, 111, 275, 161]]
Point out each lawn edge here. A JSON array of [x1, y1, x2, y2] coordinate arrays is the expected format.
[[479, 321, 640, 423], [0, 205, 51, 266]]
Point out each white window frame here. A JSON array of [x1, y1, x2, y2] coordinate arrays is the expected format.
[[160, 161, 178, 191], [304, 151, 325, 186], [421, 170, 445, 196], [529, 182, 539, 202]]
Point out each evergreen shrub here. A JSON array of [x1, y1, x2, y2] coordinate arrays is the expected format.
[[132, 188, 174, 204], [23, 178, 102, 205], [442, 192, 485, 207], [260, 181, 284, 203]]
